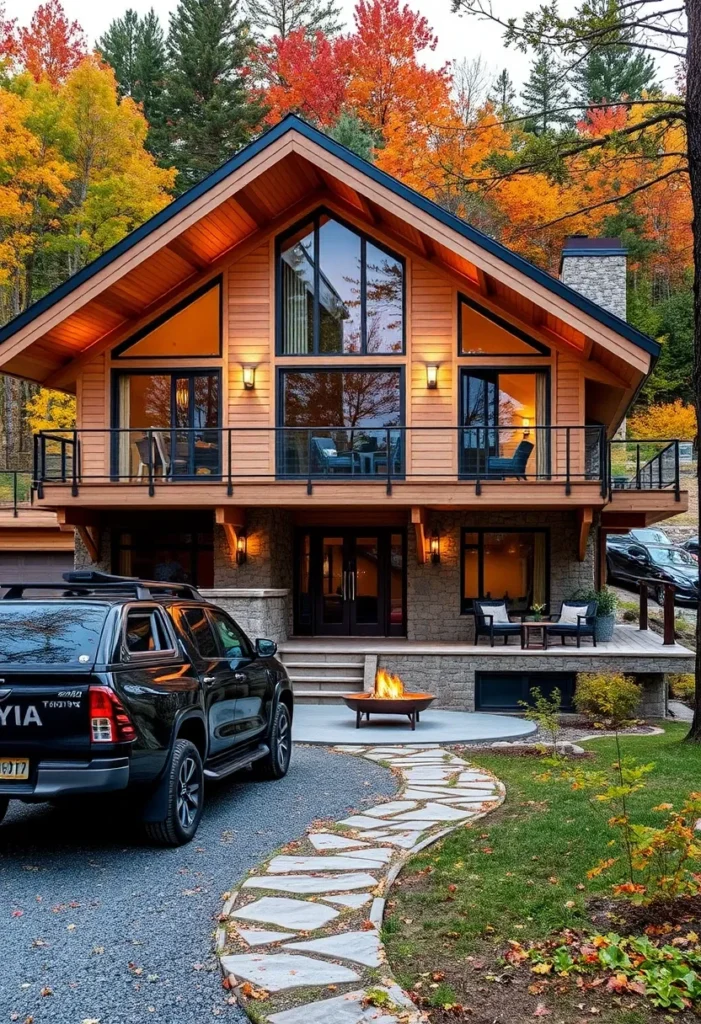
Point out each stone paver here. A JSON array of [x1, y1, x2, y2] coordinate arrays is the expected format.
[[243, 872, 378, 894], [221, 952, 360, 991], [283, 930, 382, 967], [231, 896, 339, 931], [219, 742, 505, 1022]]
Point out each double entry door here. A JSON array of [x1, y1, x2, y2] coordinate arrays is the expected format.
[[296, 528, 406, 637]]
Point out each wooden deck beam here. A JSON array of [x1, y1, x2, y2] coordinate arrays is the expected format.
[[577, 507, 593, 562], [411, 506, 426, 564]]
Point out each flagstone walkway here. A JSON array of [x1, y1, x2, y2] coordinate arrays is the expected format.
[[217, 744, 505, 1023]]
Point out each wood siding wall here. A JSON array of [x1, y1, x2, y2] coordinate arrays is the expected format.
[[75, 220, 589, 483]]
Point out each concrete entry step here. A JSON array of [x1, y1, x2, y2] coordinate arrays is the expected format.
[[282, 661, 366, 672], [287, 676, 363, 687], [281, 649, 371, 704]]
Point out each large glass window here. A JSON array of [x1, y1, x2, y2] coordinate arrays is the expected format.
[[279, 368, 403, 477], [460, 368, 549, 478], [278, 212, 404, 355], [459, 295, 548, 356], [462, 529, 548, 614], [115, 371, 220, 479], [115, 280, 221, 358]]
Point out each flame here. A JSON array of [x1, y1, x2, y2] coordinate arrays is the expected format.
[[374, 668, 405, 699]]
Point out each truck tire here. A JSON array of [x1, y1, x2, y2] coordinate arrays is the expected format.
[[144, 739, 204, 846], [254, 702, 292, 781]]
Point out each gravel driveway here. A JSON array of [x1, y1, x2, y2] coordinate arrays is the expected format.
[[0, 746, 395, 1024]]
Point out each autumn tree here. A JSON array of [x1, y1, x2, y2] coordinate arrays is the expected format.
[[245, 0, 343, 39], [628, 399, 696, 440], [165, 0, 263, 191], [17, 0, 86, 84], [24, 387, 75, 433], [253, 26, 346, 125]]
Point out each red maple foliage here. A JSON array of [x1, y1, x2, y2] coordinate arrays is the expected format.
[[254, 28, 347, 127], [17, 0, 86, 85]]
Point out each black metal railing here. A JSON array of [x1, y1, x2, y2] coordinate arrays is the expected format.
[[608, 439, 681, 500], [34, 424, 614, 497], [0, 470, 34, 516]]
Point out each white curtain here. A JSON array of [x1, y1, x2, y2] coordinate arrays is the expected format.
[[535, 373, 549, 479], [118, 377, 131, 478], [283, 262, 309, 354]]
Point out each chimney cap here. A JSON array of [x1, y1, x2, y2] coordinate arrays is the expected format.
[[559, 235, 627, 274]]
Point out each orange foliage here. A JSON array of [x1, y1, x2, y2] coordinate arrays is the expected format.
[[13, 0, 86, 84], [254, 28, 346, 127]]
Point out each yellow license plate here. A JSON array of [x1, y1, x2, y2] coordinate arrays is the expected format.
[[0, 758, 29, 780]]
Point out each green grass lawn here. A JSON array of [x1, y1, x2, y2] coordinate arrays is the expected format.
[[0, 472, 31, 506], [385, 724, 701, 1021]]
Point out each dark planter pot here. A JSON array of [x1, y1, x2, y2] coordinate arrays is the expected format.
[[594, 614, 615, 642]]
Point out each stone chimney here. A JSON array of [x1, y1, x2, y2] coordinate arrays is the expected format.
[[559, 236, 627, 321]]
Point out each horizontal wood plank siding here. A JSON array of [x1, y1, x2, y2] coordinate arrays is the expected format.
[[410, 263, 454, 476], [78, 352, 107, 479], [228, 241, 273, 476], [555, 352, 584, 477]]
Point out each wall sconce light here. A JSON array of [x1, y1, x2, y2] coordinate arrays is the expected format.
[[426, 364, 439, 390], [430, 529, 441, 565], [242, 365, 256, 390], [236, 532, 247, 565], [522, 417, 531, 438]]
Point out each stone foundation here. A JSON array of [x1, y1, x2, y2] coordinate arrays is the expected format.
[[200, 588, 290, 644]]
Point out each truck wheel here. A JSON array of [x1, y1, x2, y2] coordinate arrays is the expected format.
[[254, 702, 292, 781], [0, 797, 8, 825], [656, 585, 666, 606], [144, 739, 204, 846]]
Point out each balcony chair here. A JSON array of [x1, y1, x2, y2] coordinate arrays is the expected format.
[[486, 439, 534, 480], [311, 436, 360, 474], [370, 435, 402, 477], [546, 600, 598, 648], [474, 599, 524, 647], [153, 431, 189, 479]]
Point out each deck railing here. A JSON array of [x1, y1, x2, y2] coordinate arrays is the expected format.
[[33, 426, 680, 499], [0, 470, 34, 516], [608, 439, 681, 501]]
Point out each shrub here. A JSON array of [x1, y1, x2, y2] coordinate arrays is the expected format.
[[519, 686, 562, 748], [574, 672, 641, 727], [576, 586, 618, 617], [668, 672, 695, 704]]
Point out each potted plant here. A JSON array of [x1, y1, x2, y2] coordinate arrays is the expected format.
[[529, 602, 547, 622], [579, 586, 618, 642]]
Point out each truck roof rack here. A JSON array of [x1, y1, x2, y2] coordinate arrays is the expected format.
[[1, 570, 202, 601]]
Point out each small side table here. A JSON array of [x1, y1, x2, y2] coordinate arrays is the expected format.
[[521, 621, 550, 650]]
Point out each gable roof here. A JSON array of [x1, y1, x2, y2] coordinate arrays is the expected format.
[[0, 114, 659, 359]]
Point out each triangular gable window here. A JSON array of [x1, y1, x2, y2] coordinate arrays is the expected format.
[[114, 279, 221, 358], [459, 295, 549, 356]]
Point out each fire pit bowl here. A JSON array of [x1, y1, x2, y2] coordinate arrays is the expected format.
[[342, 692, 436, 731]]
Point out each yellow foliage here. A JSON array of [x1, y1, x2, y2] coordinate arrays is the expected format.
[[24, 388, 76, 433], [628, 400, 696, 441]]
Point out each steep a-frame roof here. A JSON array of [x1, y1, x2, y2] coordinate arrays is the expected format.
[[0, 114, 658, 387]]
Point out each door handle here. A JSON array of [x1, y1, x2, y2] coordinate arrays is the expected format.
[[342, 570, 348, 601], [234, 672, 247, 682], [351, 572, 356, 600], [203, 675, 216, 685]]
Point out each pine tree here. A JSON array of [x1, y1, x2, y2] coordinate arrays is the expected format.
[[165, 0, 263, 192], [245, 0, 343, 40], [327, 111, 375, 162], [98, 9, 168, 162], [488, 68, 516, 119], [572, 0, 657, 103], [521, 46, 571, 133]]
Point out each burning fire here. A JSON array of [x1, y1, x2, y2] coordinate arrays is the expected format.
[[374, 668, 406, 699]]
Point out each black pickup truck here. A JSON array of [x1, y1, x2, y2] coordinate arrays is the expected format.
[[0, 572, 293, 845]]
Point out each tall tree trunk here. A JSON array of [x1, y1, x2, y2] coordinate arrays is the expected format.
[[688, 0, 701, 740]]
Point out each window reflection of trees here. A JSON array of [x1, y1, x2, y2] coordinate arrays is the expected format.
[[0, 607, 106, 664], [283, 371, 401, 429]]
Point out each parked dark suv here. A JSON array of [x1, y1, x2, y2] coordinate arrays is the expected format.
[[0, 572, 293, 845]]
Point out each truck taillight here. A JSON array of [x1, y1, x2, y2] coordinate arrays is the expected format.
[[89, 686, 137, 743]]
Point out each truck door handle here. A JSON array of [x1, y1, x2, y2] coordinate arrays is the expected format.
[[234, 672, 247, 682], [203, 675, 216, 685]]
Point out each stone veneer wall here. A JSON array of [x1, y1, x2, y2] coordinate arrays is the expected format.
[[560, 254, 627, 320], [406, 510, 598, 643], [200, 589, 289, 644], [376, 651, 690, 716]]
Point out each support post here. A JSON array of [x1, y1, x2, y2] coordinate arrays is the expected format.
[[638, 580, 648, 631], [215, 507, 246, 561], [577, 508, 593, 562], [411, 506, 426, 564], [663, 584, 675, 646]]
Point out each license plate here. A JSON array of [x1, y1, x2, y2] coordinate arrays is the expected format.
[[0, 758, 29, 780]]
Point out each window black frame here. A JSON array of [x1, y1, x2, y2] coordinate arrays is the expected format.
[[275, 208, 406, 356], [475, 671, 575, 711], [459, 366, 551, 428], [461, 526, 550, 614], [113, 277, 223, 359], [276, 365, 405, 478], [110, 367, 223, 479], [458, 293, 550, 357]]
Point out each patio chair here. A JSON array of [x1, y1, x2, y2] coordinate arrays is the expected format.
[[133, 433, 165, 480], [371, 435, 403, 476], [474, 599, 524, 647], [311, 436, 360, 474], [486, 439, 534, 480], [154, 431, 189, 479], [546, 600, 598, 648]]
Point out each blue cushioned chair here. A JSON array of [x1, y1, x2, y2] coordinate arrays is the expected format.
[[487, 439, 534, 480], [474, 599, 524, 647], [546, 600, 598, 648]]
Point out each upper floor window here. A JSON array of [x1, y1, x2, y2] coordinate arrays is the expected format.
[[114, 279, 221, 359], [459, 294, 548, 357], [277, 211, 404, 355]]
